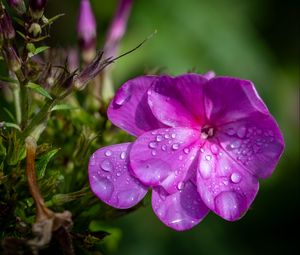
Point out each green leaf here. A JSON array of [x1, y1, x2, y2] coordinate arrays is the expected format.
[[3, 108, 16, 122], [16, 30, 26, 39], [36, 148, 60, 178], [1, 122, 21, 131], [28, 46, 49, 57], [0, 75, 18, 84], [51, 104, 78, 112], [42, 13, 65, 28], [13, 17, 24, 26], [26, 82, 53, 99]]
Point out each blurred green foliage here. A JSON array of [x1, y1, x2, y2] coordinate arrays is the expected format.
[[1, 0, 298, 254]]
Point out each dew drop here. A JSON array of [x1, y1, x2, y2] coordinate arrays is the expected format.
[[100, 159, 113, 172], [151, 150, 157, 156], [229, 140, 240, 150], [120, 151, 126, 160], [237, 126, 247, 138], [149, 141, 157, 149], [172, 143, 180, 150], [105, 150, 112, 157], [183, 148, 190, 154], [164, 134, 170, 139], [205, 155, 212, 161], [116, 172, 121, 177], [171, 133, 176, 139], [156, 135, 163, 142], [177, 181, 185, 190], [210, 144, 219, 154], [230, 172, 242, 183], [200, 148, 205, 153], [161, 144, 167, 151], [93, 177, 114, 200], [117, 189, 140, 208], [114, 87, 131, 106]]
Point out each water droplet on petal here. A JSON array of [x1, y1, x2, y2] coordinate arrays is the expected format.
[[199, 160, 212, 179], [93, 177, 114, 200], [183, 148, 190, 154], [200, 148, 205, 153], [156, 135, 163, 142], [230, 172, 242, 183], [161, 145, 167, 151], [210, 144, 219, 154], [114, 87, 131, 106], [117, 189, 140, 208], [149, 141, 157, 149], [177, 181, 185, 190], [105, 150, 112, 157], [230, 140, 240, 150], [116, 172, 121, 177], [164, 134, 170, 139], [120, 151, 126, 160], [237, 127, 247, 138], [151, 150, 157, 156], [171, 133, 176, 139], [205, 155, 212, 161], [172, 143, 180, 150], [100, 159, 113, 172]]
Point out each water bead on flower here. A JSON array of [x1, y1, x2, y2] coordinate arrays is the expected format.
[[89, 73, 284, 230]]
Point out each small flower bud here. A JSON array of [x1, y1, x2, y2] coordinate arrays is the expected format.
[[2, 45, 22, 72], [7, 0, 26, 15], [29, 0, 47, 19], [0, 3, 16, 40], [77, 0, 97, 61], [28, 22, 41, 37]]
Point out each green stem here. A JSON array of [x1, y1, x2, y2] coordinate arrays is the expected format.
[[20, 84, 29, 128], [12, 84, 22, 125], [21, 99, 56, 139]]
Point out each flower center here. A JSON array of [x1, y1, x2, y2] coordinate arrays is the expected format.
[[200, 125, 215, 139]]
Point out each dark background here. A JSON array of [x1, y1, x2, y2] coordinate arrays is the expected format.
[[45, 0, 299, 254]]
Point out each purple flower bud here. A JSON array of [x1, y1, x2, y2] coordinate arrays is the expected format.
[[7, 0, 26, 15], [1, 45, 21, 72], [77, 0, 97, 53], [29, 0, 47, 19], [104, 0, 133, 58], [0, 3, 16, 40]]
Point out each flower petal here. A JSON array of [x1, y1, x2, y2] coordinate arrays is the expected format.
[[152, 180, 209, 231], [216, 112, 284, 178], [204, 77, 269, 125], [89, 143, 148, 209], [196, 141, 259, 221], [148, 74, 208, 128], [108, 76, 167, 137], [130, 127, 202, 194]]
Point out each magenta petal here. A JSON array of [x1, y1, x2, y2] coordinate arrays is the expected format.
[[196, 141, 259, 221], [217, 113, 284, 178], [152, 181, 209, 231], [130, 127, 201, 194], [108, 76, 167, 137], [89, 143, 148, 209], [204, 77, 269, 125], [148, 74, 208, 128]]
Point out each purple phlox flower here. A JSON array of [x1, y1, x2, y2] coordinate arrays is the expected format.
[[77, 0, 97, 53], [88, 73, 284, 231], [7, 0, 26, 15], [103, 0, 133, 59]]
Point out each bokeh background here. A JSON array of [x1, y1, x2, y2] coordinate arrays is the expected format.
[[46, 0, 299, 254]]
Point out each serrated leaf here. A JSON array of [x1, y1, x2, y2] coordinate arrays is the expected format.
[[26, 82, 53, 99], [51, 104, 77, 112], [37, 148, 60, 178]]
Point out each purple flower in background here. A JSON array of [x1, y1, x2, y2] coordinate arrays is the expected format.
[[88, 73, 284, 231], [104, 0, 133, 59], [29, 0, 47, 19], [77, 0, 97, 54]]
